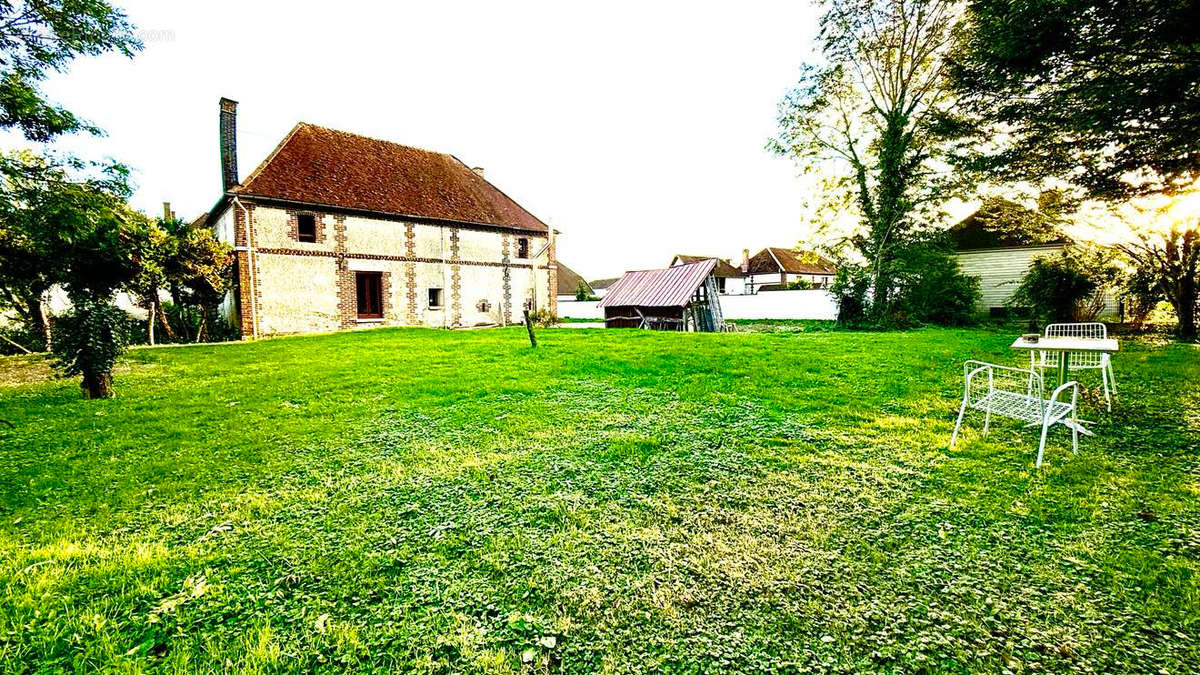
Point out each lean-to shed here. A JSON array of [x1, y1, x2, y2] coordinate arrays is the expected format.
[[597, 259, 725, 331]]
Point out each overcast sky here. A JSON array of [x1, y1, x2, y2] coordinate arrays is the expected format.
[[15, 1, 822, 279]]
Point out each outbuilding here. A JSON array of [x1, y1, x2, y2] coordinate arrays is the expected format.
[[597, 259, 725, 331]]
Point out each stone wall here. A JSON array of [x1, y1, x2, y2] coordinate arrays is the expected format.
[[221, 200, 552, 337]]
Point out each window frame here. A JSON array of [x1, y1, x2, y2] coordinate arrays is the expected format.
[[516, 237, 530, 259], [355, 271, 383, 319], [296, 213, 317, 243], [427, 287, 444, 309]]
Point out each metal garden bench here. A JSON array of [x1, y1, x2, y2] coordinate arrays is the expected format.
[[949, 360, 1084, 468]]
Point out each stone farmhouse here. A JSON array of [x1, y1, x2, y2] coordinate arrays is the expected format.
[[203, 99, 556, 338]]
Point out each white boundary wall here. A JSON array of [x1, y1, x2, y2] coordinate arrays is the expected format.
[[557, 289, 838, 321]]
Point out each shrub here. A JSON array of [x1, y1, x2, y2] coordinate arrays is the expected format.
[[831, 266, 872, 326], [527, 308, 558, 327], [50, 299, 131, 398], [890, 246, 981, 326], [1008, 251, 1109, 325]]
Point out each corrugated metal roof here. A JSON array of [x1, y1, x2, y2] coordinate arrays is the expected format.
[[597, 259, 717, 308]]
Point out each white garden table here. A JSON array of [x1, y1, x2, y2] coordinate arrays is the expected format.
[[1010, 335, 1119, 438], [1010, 335, 1120, 387]]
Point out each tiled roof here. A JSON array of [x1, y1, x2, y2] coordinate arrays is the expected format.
[[233, 123, 548, 233], [598, 259, 718, 308], [556, 262, 593, 296], [589, 277, 620, 290], [671, 254, 742, 278], [746, 247, 836, 275]]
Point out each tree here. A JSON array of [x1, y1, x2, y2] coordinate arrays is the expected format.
[[947, 0, 1200, 339], [1105, 193, 1200, 340], [772, 0, 967, 322], [0, 150, 149, 396], [0, 0, 140, 141], [147, 215, 233, 343], [947, 0, 1200, 201]]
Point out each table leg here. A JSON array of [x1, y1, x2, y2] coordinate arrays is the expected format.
[[1057, 351, 1069, 385]]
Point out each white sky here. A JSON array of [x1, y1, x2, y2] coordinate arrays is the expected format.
[[10, 0, 824, 280]]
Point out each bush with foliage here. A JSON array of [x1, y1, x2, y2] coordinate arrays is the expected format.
[[1008, 252, 1099, 324], [889, 246, 982, 326], [831, 266, 872, 326], [526, 308, 558, 327], [50, 299, 131, 398], [831, 243, 980, 327]]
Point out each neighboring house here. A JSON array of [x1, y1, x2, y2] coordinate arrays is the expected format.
[[556, 262, 593, 301], [743, 247, 836, 293], [204, 99, 556, 337], [589, 277, 619, 299], [950, 204, 1117, 316], [598, 259, 725, 331], [669, 254, 747, 295]]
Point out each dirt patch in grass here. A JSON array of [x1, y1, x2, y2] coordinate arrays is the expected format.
[[0, 354, 53, 388]]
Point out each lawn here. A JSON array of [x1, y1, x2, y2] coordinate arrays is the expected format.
[[0, 326, 1197, 673]]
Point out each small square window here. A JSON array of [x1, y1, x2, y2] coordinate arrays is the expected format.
[[428, 288, 444, 309], [516, 237, 529, 259], [297, 214, 316, 243]]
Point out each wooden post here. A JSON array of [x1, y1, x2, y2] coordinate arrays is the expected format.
[[522, 309, 538, 348]]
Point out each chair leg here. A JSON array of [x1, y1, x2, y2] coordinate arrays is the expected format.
[[950, 397, 969, 449], [1107, 361, 1117, 396], [1036, 419, 1050, 468], [1101, 365, 1112, 412]]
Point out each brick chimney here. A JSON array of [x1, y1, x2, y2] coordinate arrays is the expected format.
[[219, 98, 239, 191], [741, 248, 751, 274]]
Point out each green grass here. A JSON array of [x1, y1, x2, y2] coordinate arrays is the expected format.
[[1, 326, 1197, 672]]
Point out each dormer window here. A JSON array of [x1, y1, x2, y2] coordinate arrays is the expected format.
[[516, 237, 529, 259], [297, 213, 317, 242]]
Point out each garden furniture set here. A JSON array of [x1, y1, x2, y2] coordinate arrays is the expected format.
[[949, 322, 1119, 467]]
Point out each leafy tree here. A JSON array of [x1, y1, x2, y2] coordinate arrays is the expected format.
[[50, 297, 129, 398], [947, 0, 1200, 201], [574, 280, 589, 302], [772, 0, 966, 322], [1115, 224, 1198, 340], [0, 150, 150, 396], [125, 216, 233, 344], [947, 0, 1200, 339], [0, 0, 140, 141]]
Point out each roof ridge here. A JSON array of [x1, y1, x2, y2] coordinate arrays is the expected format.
[[293, 122, 454, 159]]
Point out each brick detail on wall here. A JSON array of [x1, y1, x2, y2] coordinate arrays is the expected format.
[[405, 223, 417, 324], [449, 228, 462, 327], [233, 202, 259, 338], [501, 233, 512, 325], [547, 233, 558, 316], [334, 215, 357, 328], [235, 249, 254, 337], [285, 209, 329, 244]]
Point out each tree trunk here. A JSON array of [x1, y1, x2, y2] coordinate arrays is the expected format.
[[80, 371, 113, 399], [148, 298, 156, 346], [1175, 275, 1197, 341], [157, 301, 175, 341], [26, 296, 51, 352]]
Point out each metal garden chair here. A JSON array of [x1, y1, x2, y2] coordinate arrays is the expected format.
[[1032, 322, 1117, 410], [949, 360, 1082, 468]]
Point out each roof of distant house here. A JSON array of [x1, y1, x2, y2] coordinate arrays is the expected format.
[[598, 259, 718, 309], [556, 262, 593, 296], [230, 122, 549, 233], [746, 247, 836, 276], [670, 254, 742, 278], [950, 199, 1065, 251], [589, 277, 620, 290]]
